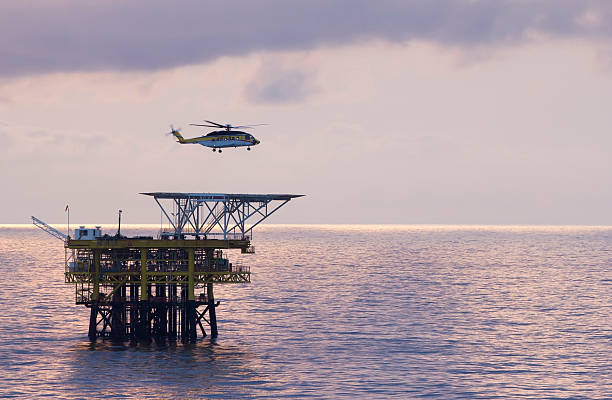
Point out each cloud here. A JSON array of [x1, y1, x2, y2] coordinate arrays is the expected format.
[[2, 0, 612, 78], [246, 63, 315, 103], [0, 125, 112, 163]]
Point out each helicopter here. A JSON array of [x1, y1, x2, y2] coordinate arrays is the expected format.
[[168, 120, 263, 153]]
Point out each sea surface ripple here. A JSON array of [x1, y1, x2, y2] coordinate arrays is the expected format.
[[0, 225, 610, 399]]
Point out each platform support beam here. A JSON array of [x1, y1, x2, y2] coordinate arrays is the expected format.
[[140, 249, 148, 301], [168, 284, 177, 340], [88, 307, 97, 340], [207, 283, 218, 338], [188, 249, 195, 301], [88, 250, 101, 341], [111, 298, 125, 341], [136, 301, 151, 342], [182, 249, 197, 342], [92, 250, 100, 301]]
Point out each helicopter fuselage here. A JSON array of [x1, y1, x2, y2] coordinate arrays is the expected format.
[[173, 130, 260, 149]]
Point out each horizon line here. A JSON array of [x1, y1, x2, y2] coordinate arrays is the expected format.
[[4, 223, 612, 229]]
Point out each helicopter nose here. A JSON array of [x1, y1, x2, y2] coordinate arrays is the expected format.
[[254, 139, 260, 145]]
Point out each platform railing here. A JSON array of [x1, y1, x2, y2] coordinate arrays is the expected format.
[[158, 230, 249, 240]]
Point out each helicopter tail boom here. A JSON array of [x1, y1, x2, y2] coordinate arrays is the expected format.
[[170, 129, 185, 143]]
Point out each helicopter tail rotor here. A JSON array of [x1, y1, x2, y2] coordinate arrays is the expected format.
[[167, 125, 184, 142]]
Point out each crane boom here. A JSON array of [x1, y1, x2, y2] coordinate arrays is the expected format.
[[31, 216, 67, 241]]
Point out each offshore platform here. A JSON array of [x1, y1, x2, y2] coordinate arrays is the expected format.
[[33, 192, 302, 343]]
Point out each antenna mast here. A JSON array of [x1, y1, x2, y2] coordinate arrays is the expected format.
[[117, 209, 123, 237]]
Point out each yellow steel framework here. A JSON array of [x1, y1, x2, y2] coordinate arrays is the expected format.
[[65, 238, 251, 304], [64, 238, 251, 342]]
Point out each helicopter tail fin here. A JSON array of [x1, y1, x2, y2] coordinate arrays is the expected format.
[[173, 130, 185, 143], [169, 126, 185, 143]]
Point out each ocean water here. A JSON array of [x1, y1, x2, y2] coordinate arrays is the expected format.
[[0, 224, 610, 399]]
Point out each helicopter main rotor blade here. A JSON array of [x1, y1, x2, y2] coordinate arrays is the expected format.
[[190, 120, 269, 129], [204, 120, 225, 127], [190, 123, 219, 128], [232, 124, 269, 129]]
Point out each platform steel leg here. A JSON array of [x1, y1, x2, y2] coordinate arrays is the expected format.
[[168, 284, 177, 340], [136, 301, 151, 342], [186, 300, 197, 342], [207, 283, 218, 338], [153, 285, 168, 341], [186, 250, 198, 341], [88, 305, 98, 340], [180, 287, 187, 342], [88, 250, 101, 340], [111, 299, 125, 341], [135, 249, 151, 342], [129, 281, 138, 340]]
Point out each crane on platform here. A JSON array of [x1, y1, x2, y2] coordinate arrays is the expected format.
[[31, 216, 67, 241]]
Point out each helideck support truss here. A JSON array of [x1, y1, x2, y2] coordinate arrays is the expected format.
[[141, 192, 303, 239]]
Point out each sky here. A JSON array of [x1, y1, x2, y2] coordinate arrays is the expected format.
[[1, 0, 612, 225]]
